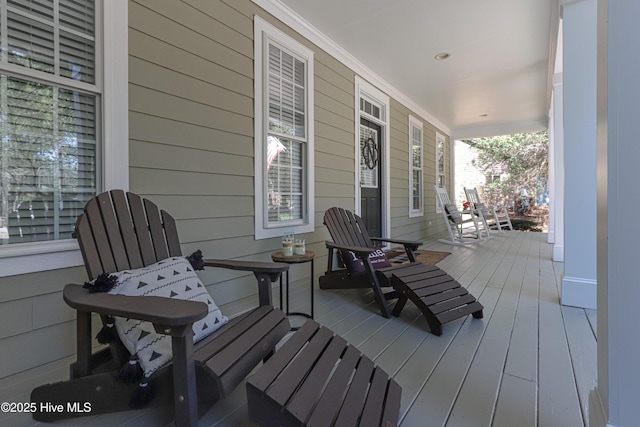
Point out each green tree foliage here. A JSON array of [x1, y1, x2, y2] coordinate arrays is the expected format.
[[463, 131, 548, 213]]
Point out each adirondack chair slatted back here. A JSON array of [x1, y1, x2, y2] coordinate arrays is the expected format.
[[324, 207, 374, 249], [75, 190, 182, 280]]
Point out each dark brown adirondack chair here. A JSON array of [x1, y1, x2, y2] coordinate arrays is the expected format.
[[30, 190, 291, 427], [319, 206, 483, 335]]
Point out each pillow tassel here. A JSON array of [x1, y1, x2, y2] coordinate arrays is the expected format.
[[129, 378, 155, 409], [115, 355, 144, 384], [83, 272, 118, 293], [95, 316, 117, 344], [186, 249, 205, 271]]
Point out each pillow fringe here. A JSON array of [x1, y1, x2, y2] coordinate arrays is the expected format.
[[95, 316, 117, 344], [115, 355, 144, 384], [83, 273, 118, 293], [186, 249, 205, 271], [129, 378, 155, 409]]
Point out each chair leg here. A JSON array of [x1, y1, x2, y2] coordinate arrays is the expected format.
[[372, 285, 391, 318], [392, 295, 408, 317], [364, 260, 391, 318], [171, 330, 198, 427]]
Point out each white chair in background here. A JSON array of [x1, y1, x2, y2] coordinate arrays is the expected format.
[[464, 187, 514, 231], [435, 186, 488, 245]]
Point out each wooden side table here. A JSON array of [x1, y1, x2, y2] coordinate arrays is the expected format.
[[271, 250, 314, 329]]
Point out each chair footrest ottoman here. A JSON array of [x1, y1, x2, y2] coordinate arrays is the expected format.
[[390, 263, 484, 336], [246, 320, 401, 427]]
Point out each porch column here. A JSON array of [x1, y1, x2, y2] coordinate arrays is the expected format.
[[560, 0, 597, 309], [550, 73, 565, 262], [590, 0, 640, 426]]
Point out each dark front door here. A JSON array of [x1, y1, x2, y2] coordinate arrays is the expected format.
[[359, 118, 382, 238]]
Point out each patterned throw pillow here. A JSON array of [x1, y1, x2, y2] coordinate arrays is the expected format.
[[108, 257, 228, 378]]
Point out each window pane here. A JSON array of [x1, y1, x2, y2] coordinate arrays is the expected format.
[[412, 169, 422, 210], [60, 29, 95, 83], [59, 0, 95, 35], [7, 11, 55, 74], [3, 2, 95, 83], [437, 140, 445, 175], [0, 74, 97, 244], [360, 126, 378, 188], [268, 43, 305, 138], [7, 0, 53, 21], [266, 137, 304, 224], [412, 142, 422, 168]]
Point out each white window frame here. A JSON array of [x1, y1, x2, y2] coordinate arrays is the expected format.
[[254, 16, 314, 240], [0, 0, 128, 277], [408, 115, 424, 218], [435, 132, 447, 213]]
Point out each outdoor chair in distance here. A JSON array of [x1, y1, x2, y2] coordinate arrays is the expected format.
[[435, 185, 489, 245], [464, 187, 514, 231], [319, 206, 483, 335], [30, 190, 291, 427]]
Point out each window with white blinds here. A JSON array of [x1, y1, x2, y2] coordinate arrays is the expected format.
[[254, 17, 314, 239], [267, 44, 305, 224], [408, 116, 423, 217], [0, 0, 98, 245], [436, 132, 446, 213]]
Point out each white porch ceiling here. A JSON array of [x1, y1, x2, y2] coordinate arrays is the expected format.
[[277, 0, 558, 139]]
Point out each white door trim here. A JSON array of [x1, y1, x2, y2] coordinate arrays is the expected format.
[[354, 76, 390, 239]]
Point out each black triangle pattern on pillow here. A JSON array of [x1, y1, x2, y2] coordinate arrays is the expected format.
[[149, 351, 163, 362]]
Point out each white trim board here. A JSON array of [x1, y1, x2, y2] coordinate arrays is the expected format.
[[589, 388, 615, 427], [251, 0, 450, 136], [561, 275, 596, 309]]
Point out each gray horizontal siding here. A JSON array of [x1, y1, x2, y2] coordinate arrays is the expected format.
[[0, 0, 452, 379]]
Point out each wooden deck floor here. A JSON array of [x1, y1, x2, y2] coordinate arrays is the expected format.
[[0, 232, 596, 427]]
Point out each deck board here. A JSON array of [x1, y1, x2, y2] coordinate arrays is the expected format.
[[400, 286, 501, 427], [492, 373, 537, 427], [538, 237, 585, 427], [562, 305, 598, 426], [1, 232, 596, 427]]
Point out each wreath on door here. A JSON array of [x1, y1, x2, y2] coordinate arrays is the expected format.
[[362, 137, 378, 170]]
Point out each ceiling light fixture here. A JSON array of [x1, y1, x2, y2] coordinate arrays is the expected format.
[[480, 114, 489, 117], [434, 52, 450, 61]]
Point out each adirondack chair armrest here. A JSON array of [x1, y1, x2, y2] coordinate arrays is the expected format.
[[203, 259, 289, 276], [63, 284, 209, 327], [203, 258, 289, 285], [324, 240, 375, 258], [202, 259, 289, 307], [370, 237, 423, 251]]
